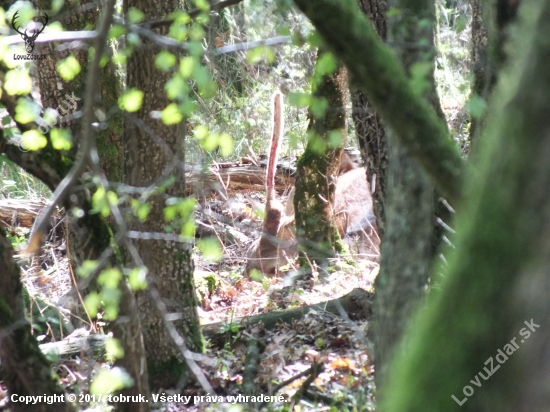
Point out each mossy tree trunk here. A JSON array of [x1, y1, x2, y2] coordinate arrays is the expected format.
[[382, 2, 550, 410], [373, 0, 442, 391], [122, 0, 204, 387], [294, 54, 348, 272], [350, 0, 388, 235]]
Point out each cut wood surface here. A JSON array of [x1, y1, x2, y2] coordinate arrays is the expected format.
[[38, 288, 374, 357], [0, 198, 59, 229]]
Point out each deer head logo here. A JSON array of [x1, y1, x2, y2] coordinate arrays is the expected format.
[[11, 11, 49, 54]]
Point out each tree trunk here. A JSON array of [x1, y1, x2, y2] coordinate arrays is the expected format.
[[31, 3, 150, 408], [122, 0, 204, 387], [294, 55, 348, 272], [373, 0, 441, 391], [0, 227, 76, 412], [350, 0, 388, 235], [382, 1, 550, 411]]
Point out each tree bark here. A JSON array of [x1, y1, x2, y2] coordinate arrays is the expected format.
[[30, 3, 151, 407], [373, 0, 442, 391], [294, 55, 348, 271], [122, 0, 204, 387], [0, 226, 76, 412], [351, 0, 388, 235]]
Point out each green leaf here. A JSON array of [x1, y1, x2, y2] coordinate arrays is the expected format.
[[4, 70, 32, 95], [387, 7, 401, 17], [92, 187, 118, 217], [193, 0, 210, 12], [316, 53, 337, 76], [77, 260, 99, 278], [246, 46, 275, 64], [105, 338, 125, 360], [131, 199, 151, 221], [327, 130, 344, 148], [155, 50, 176, 72], [218, 133, 234, 157], [128, 267, 148, 290], [288, 92, 312, 108], [109, 24, 126, 40], [50, 128, 73, 150], [127, 7, 145, 23], [90, 368, 134, 395], [310, 97, 328, 118], [181, 220, 195, 238], [98, 268, 122, 289], [118, 89, 144, 112], [249, 269, 264, 282], [56, 56, 81, 81], [14, 98, 40, 124], [84, 292, 101, 318], [21, 130, 47, 151], [410, 62, 432, 96], [165, 75, 189, 100], [197, 237, 223, 262], [52, 0, 65, 13], [193, 125, 209, 140], [468, 95, 487, 119], [160, 103, 183, 125], [169, 24, 187, 42], [189, 25, 206, 41], [179, 56, 195, 79]]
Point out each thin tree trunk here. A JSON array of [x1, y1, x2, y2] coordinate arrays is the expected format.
[[294, 56, 348, 271], [351, 0, 388, 235]]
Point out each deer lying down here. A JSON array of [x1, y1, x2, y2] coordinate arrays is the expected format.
[[244, 93, 378, 277]]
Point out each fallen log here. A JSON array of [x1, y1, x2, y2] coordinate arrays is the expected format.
[[39, 288, 374, 357]]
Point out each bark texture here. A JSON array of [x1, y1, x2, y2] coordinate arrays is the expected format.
[[373, 0, 441, 391], [351, 0, 388, 236], [0, 226, 76, 412], [123, 0, 204, 386], [294, 59, 348, 270]]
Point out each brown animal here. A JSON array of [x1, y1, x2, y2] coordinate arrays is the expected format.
[[244, 96, 378, 277], [333, 167, 378, 254], [244, 92, 296, 277]]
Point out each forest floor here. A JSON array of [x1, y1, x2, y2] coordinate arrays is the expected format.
[[1, 189, 379, 411]]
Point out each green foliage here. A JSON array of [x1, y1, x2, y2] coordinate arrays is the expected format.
[[155, 50, 177, 72], [197, 237, 223, 262], [90, 367, 134, 395], [4, 70, 32, 95], [50, 128, 73, 150], [127, 7, 145, 24], [127, 267, 148, 290], [14, 97, 40, 124], [56, 56, 81, 81], [105, 338, 125, 360], [118, 88, 144, 112], [468, 95, 487, 119], [91, 187, 118, 217], [21, 130, 47, 151]]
